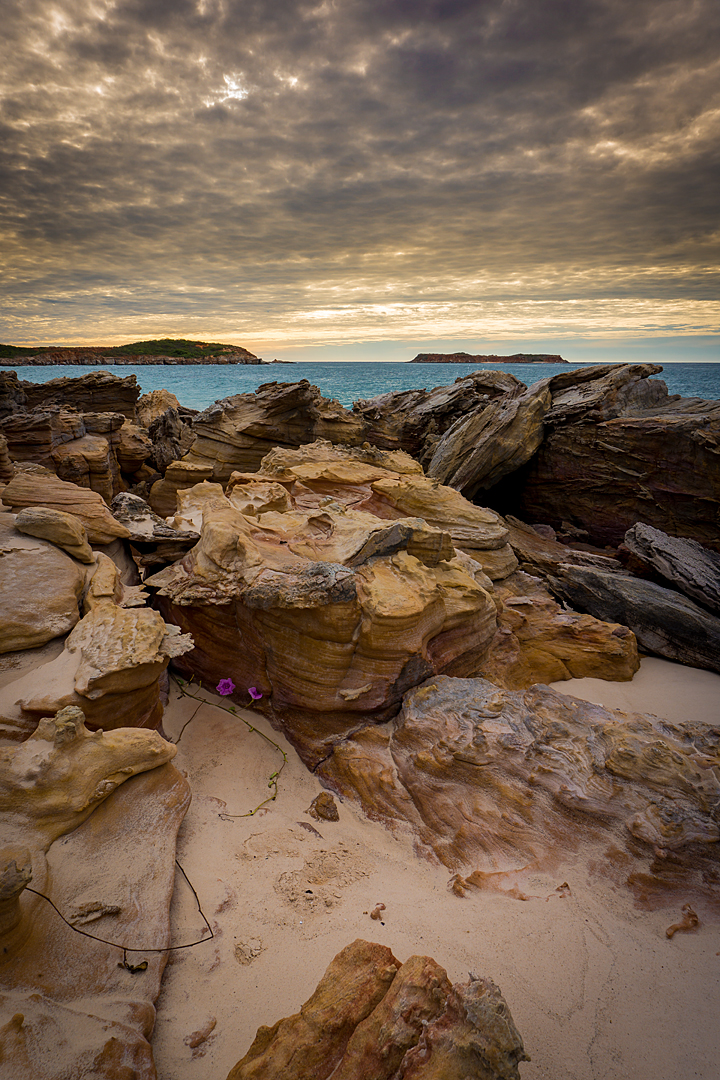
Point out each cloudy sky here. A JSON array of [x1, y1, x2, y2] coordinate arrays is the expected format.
[[1, 0, 718, 360]]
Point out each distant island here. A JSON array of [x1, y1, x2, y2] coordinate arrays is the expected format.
[[410, 352, 568, 364], [0, 338, 289, 365]]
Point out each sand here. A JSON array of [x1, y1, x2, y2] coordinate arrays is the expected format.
[[150, 659, 720, 1080]]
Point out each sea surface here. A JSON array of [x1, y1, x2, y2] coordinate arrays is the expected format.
[[7, 361, 720, 411]]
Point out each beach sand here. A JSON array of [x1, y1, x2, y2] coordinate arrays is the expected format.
[[150, 658, 720, 1080]]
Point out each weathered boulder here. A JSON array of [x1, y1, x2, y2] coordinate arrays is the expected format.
[[115, 420, 153, 474], [1, 472, 130, 543], [151, 477, 498, 765], [623, 522, 720, 615], [0, 434, 13, 482], [0, 706, 188, 1080], [482, 570, 638, 688], [178, 380, 366, 483], [425, 379, 553, 497], [111, 492, 200, 574], [497, 367, 720, 549], [19, 370, 140, 420], [0, 553, 194, 738], [137, 388, 181, 427], [51, 431, 121, 502], [0, 516, 87, 652], [353, 370, 524, 459], [226, 938, 527, 1080], [14, 506, 94, 563], [319, 676, 720, 894], [0, 407, 85, 470], [146, 406, 196, 474], [548, 563, 720, 674], [149, 459, 215, 517]]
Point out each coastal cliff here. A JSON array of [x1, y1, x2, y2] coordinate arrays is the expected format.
[[0, 338, 270, 365]]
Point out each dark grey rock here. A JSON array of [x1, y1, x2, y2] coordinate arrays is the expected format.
[[624, 523, 720, 616], [548, 563, 720, 674]]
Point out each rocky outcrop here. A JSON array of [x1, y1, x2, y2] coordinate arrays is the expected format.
[[623, 523, 720, 615], [0, 434, 13, 482], [175, 380, 367, 485], [497, 366, 720, 549], [0, 706, 188, 1080], [111, 492, 200, 574], [353, 371, 524, 458], [0, 515, 88, 652], [152, 474, 497, 765], [19, 370, 140, 419], [319, 676, 720, 895], [13, 506, 94, 563], [0, 552, 194, 738], [483, 571, 638, 688], [547, 563, 720, 674], [226, 938, 527, 1080], [1, 472, 130, 543], [146, 406, 196, 474], [425, 379, 552, 497]]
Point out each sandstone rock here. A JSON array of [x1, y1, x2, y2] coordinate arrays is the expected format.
[[499, 374, 720, 549], [544, 362, 668, 422], [482, 570, 639, 688], [0, 706, 189, 1080], [0, 407, 85, 470], [14, 506, 94, 563], [0, 371, 27, 418], [548, 563, 720, 674], [426, 379, 553, 497], [0, 434, 12, 482], [137, 388, 181, 427], [226, 939, 527, 1080], [51, 431, 121, 502], [147, 406, 196, 473], [115, 420, 153, 474], [149, 459, 215, 517], [179, 380, 366, 483], [151, 482, 497, 765], [354, 370, 524, 458], [20, 370, 140, 420], [1, 472, 130, 543], [319, 676, 720, 892], [0, 554, 194, 737], [0, 517, 87, 653], [623, 522, 720, 615], [502, 515, 623, 577], [111, 492, 200, 576]]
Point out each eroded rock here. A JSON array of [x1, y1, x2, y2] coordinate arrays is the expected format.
[[14, 506, 94, 564], [226, 938, 527, 1080], [623, 522, 720, 615], [2, 472, 130, 544], [319, 676, 720, 895]]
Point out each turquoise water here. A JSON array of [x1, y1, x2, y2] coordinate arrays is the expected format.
[[6, 361, 720, 411]]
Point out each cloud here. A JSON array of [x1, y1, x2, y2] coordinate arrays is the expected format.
[[0, 0, 718, 344]]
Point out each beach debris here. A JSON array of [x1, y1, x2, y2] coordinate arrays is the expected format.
[[370, 903, 386, 921], [185, 1016, 217, 1057], [296, 821, 324, 838], [666, 904, 700, 939], [307, 791, 339, 822]]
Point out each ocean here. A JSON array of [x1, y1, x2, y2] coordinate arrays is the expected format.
[[6, 361, 720, 412]]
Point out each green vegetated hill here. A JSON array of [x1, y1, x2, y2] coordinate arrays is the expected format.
[[0, 338, 256, 358]]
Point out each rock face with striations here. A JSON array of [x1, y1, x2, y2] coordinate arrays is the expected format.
[[0, 706, 189, 1079], [151, 442, 640, 764], [623, 522, 720, 615], [318, 676, 720, 898], [226, 938, 527, 1080], [1, 472, 130, 544], [496, 364, 720, 549], [151, 454, 498, 766], [169, 379, 366, 487], [547, 562, 720, 675]]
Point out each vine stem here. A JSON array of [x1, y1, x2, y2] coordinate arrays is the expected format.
[[170, 674, 288, 819]]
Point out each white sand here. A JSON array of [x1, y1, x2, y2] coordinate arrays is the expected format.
[[151, 664, 720, 1080]]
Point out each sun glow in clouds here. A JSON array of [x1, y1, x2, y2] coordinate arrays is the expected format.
[[205, 74, 249, 106]]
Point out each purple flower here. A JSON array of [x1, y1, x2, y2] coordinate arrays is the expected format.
[[216, 678, 236, 696], [248, 686, 263, 701]]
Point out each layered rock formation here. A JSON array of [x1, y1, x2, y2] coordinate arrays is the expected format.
[[318, 676, 720, 896], [226, 938, 527, 1080], [623, 522, 720, 615], [150, 442, 638, 765], [548, 563, 720, 675], [0, 706, 189, 1079], [2, 472, 130, 543], [0, 551, 193, 739], [168, 379, 366, 487]]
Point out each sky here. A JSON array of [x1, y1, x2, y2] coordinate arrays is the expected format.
[[1, 0, 719, 362]]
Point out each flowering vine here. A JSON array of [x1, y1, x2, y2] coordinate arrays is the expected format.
[[171, 674, 287, 819]]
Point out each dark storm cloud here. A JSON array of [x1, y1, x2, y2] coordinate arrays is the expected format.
[[0, 0, 718, 343]]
